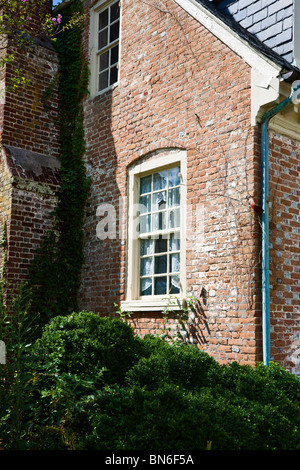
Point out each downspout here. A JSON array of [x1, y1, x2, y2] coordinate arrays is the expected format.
[[260, 80, 300, 366]]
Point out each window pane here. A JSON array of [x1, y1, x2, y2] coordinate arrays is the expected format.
[[169, 208, 180, 229], [155, 277, 167, 295], [99, 70, 108, 91], [110, 65, 118, 86], [140, 238, 153, 256], [170, 253, 180, 273], [153, 191, 166, 211], [141, 257, 153, 276], [99, 51, 109, 71], [139, 195, 151, 214], [155, 236, 167, 253], [152, 211, 166, 231], [153, 170, 167, 190], [140, 278, 152, 296], [169, 276, 180, 294], [111, 45, 119, 65], [169, 233, 180, 252], [99, 9, 108, 30], [99, 28, 108, 49], [139, 214, 151, 233], [110, 20, 119, 43], [111, 2, 120, 22], [137, 164, 182, 299], [155, 255, 167, 274], [168, 187, 180, 207], [140, 175, 151, 195], [169, 166, 180, 187]]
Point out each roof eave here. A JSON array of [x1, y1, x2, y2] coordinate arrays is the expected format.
[[174, 0, 300, 80]]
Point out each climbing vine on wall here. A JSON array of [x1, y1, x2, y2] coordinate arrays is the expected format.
[[29, 0, 90, 332]]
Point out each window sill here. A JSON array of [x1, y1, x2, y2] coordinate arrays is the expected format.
[[89, 81, 119, 100], [121, 297, 185, 312]]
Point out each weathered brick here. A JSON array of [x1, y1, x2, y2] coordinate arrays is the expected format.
[[0, 16, 60, 283], [79, 0, 262, 367]]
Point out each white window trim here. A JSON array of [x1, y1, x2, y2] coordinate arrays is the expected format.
[[89, 0, 122, 97], [121, 150, 187, 312]]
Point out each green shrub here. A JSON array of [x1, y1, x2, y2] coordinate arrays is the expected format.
[[209, 360, 300, 401], [23, 312, 300, 450], [77, 383, 300, 450], [126, 339, 219, 391], [78, 384, 212, 450], [124, 340, 300, 450], [208, 360, 300, 429], [29, 311, 144, 385], [25, 311, 145, 447]]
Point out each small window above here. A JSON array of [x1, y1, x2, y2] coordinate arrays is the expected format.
[[90, 0, 121, 95]]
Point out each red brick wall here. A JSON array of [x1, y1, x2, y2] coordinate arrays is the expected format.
[[0, 0, 297, 373], [80, 0, 262, 366], [0, 24, 61, 282], [268, 130, 300, 375], [6, 185, 58, 282], [3, 41, 60, 157]]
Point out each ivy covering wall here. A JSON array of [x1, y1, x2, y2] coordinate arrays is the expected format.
[[30, 0, 90, 332]]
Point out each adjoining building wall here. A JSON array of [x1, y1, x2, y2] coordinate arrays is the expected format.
[[0, 30, 61, 282], [2, 147, 60, 282]]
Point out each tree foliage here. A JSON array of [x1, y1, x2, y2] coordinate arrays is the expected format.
[[0, 0, 82, 89]]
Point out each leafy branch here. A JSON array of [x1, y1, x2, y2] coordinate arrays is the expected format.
[[0, 0, 84, 90]]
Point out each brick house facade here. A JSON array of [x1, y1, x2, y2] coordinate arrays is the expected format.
[[1, 0, 300, 375], [80, 0, 300, 375]]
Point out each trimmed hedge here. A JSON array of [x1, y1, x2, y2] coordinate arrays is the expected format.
[[28, 311, 145, 384], [23, 312, 300, 450]]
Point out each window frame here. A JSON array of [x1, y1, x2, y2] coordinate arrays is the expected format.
[[89, 0, 121, 97], [122, 150, 187, 312]]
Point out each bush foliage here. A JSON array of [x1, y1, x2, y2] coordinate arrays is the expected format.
[[5, 311, 296, 451]]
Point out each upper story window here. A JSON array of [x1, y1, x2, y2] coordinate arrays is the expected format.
[[90, 0, 121, 95]]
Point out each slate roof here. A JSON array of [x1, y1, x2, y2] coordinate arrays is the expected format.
[[195, 0, 300, 79], [210, 0, 293, 63]]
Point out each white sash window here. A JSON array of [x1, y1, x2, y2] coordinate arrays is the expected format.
[[90, 0, 121, 96], [122, 150, 187, 312]]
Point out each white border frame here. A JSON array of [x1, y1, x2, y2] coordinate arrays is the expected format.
[[121, 149, 187, 312]]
